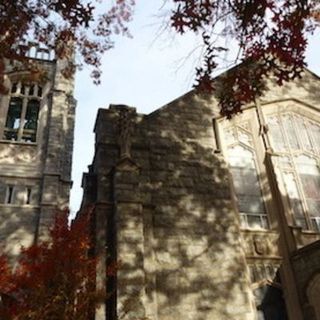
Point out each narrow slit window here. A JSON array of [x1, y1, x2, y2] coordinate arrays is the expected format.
[[26, 188, 32, 205], [37, 86, 42, 97], [6, 186, 14, 204], [29, 84, 35, 96], [20, 85, 26, 95]]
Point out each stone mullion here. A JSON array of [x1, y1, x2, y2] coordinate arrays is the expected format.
[[17, 97, 28, 140]]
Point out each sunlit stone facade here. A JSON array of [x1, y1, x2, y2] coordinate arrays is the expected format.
[[82, 67, 320, 320], [0, 47, 76, 257]]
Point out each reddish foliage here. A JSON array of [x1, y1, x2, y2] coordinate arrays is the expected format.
[[0, 0, 135, 87], [171, 0, 320, 117], [0, 208, 116, 320], [1, 1, 319, 117]]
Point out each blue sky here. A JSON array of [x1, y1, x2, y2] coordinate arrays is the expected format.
[[69, 1, 320, 215]]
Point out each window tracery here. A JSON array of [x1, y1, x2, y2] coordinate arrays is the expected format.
[[224, 122, 268, 230], [267, 112, 320, 231], [3, 81, 42, 143]]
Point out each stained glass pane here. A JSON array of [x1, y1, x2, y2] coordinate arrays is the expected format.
[[282, 172, 307, 227], [224, 128, 236, 145], [267, 116, 287, 151], [296, 117, 312, 151], [238, 129, 252, 147], [310, 123, 320, 153], [282, 114, 299, 150], [295, 155, 320, 221]]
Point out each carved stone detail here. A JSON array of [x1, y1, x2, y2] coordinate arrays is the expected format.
[[242, 231, 280, 258], [117, 106, 135, 160], [253, 235, 269, 255], [248, 262, 280, 284]]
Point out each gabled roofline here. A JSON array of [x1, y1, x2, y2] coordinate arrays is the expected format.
[[260, 97, 320, 112], [146, 63, 320, 118]]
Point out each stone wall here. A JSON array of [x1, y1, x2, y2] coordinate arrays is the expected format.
[[0, 55, 76, 256], [86, 93, 254, 320], [81, 68, 320, 320]]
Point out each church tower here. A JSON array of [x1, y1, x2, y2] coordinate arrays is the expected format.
[[0, 45, 76, 257]]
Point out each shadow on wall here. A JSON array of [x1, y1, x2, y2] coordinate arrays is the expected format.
[[91, 68, 320, 320], [113, 94, 251, 320]]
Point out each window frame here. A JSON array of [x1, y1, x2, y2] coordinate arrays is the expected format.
[[263, 102, 320, 232], [2, 81, 43, 144], [218, 108, 274, 231], [5, 185, 15, 204]]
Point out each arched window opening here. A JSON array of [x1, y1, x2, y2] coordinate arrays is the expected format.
[[228, 145, 268, 229], [224, 122, 268, 230], [267, 112, 320, 231], [3, 81, 42, 143]]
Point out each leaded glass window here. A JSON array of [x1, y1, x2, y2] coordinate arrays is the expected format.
[[267, 112, 320, 231], [224, 123, 268, 230], [3, 81, 42, 142]]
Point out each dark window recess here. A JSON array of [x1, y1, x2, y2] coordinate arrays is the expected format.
[[29, 85, 35, 96], [11, 83, 18, 93], [26, 188, 32, 205], [4, 97, 23, 141], [6, 186, 14, 204], [4, 82, 42, 143], [22, 99, 40, 142], [37, 86, 42, 97]]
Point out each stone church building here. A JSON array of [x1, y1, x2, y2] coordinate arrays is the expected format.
[[0, 46, 76, 257], [1, 47, 320, 320], [80, 66, 320, 320]]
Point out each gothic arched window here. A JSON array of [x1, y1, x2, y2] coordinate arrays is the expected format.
[[267, 112, 320, 231], [3, 81, 42, 143], [224, 122, 269, 229]]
